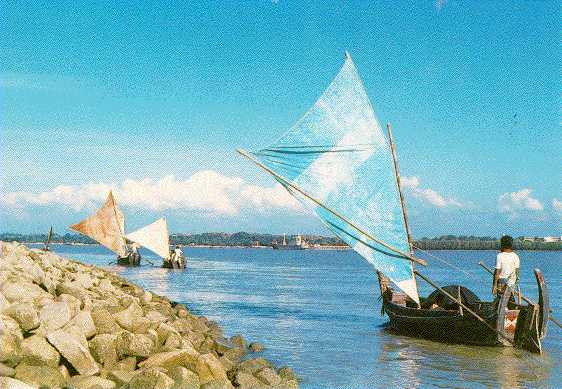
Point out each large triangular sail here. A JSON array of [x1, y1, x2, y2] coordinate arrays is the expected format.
[[240, 53, 419, 303], [70, 191, 128, 257], [125, 218, 170, 259]]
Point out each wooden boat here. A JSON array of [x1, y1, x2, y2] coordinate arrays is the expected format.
[[238, 52, 551, 353], [125, 218, 184, 269], [42, 226, 54, 251], [70, 191, 140, 266]]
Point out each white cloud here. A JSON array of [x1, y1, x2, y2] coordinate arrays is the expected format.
[[498, 188, 544, 216], [552, 198, 562, 213], [401, 176, 463, 208], [3, 170, 302, 216]]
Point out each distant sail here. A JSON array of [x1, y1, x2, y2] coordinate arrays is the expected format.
[[244, 53, 419, 303], [70, 191, 128, 257], [125, 218, 170, 259]]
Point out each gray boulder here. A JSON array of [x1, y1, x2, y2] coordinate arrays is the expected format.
[[138, 348, 200, 371], [47, 328, 99, 376], [128, 367, 175, 389], [255, 367, 281, 386], [20, 334, 60, 367], [0, 377, 37, 389], [91, 308, 121, 334], [5, 303, 39, 332], [14, 363, 65, 388], [168, 366, 200, 389], [67, 375, 117, 389], [39, 301, 74, 332], [115, 331, 154, 358], [88, 334, 118, 368]]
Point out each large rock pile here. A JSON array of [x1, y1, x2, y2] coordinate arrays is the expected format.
[[0, 242, 298, 389]]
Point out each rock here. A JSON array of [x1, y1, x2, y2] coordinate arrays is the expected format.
[[0, 377, 37, 389], [218, 355, 235, 371], [0, 331, 22, 367], [67, 375, 117, 389], [162, 331, 183, 351], [1, 281, 48, 303], [88, 334, 118, 368], [57, 293, 82, 315], [14, 363, 65, 388], [156, 323, 179, 345], [115, 331, 154, 358], [236, 371, 266, 389], [138, 348, 200, 371], [20, 334, 60, 367], [195, 353, 228, 385], [255, 367, 281, 386], [4, 304, 39, 332], [200, 378, 235, 389], [47, 328, 99, 376], [230, 334, 246, 350], [113, 301, 143, 332], [279, 380, 299, 389], [128, 367, 175, 389], [108, 369, 135, 386], [67, 310, 97, 339], [141, 291, 153, 305], [248, 342, 264, 353], [168, 366, 199, 389], [198, 336, 216, 354], [39, 301, 74, 332], [57, 282, 92, 310], [0, 362, 15, 377], [91, 309, 121, 334], [278, 366, 297, 382], [146, 310, 168, 325], [221, 347, 246, 363], [0, 292, 10, 313], [59, 363, 70, 381], [72, 273, 95, 289], [113, 356, 137, 372], [237, 358, 272, 374]]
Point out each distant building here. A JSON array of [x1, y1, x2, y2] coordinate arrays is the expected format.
[[523, 237, 536, 242], [543, 236, 561, 243]]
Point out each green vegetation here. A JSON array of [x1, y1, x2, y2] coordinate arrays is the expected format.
[[1, 232, 560, 250]]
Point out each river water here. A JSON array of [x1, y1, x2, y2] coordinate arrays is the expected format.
[[39, 245, 560, 388]]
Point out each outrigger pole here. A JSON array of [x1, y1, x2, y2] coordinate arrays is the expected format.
[[236, 148, 428, 267], [479, 261, 561, 330]]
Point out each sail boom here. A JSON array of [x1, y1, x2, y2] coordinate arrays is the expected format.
[[237, 148, 427, 267]]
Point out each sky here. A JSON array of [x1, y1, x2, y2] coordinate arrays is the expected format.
[[1, 1, 560, 237]]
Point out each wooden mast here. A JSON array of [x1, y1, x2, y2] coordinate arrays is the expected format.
[[386, 123, 414, 254], [237, 148, 428, 267], [386, 122, 419, 306]]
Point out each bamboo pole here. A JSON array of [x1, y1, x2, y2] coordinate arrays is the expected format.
[[414, 270, 515, 345], [237, 148, 427, 267], [386, 123, 413, 254], [478, 261, 562, 330]]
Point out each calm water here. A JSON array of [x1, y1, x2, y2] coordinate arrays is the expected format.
[[38, 244, 560, 389]]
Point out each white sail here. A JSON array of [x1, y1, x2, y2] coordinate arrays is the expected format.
[[70, 191, 127, 257], [125, 218, 170, 259], [240, 53, 419, 303]]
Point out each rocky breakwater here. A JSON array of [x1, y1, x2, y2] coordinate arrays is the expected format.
[[0, 242, 299, 389]]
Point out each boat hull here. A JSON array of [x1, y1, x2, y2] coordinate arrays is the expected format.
[[384, 301, 499, 346], [117, 253, 141, 266]]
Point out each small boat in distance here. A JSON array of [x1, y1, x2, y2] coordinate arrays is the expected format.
[[238, 52, 550, 353], [272, 234, 308, 250], [42, 226, 54, 251], [70, 191, 140, 266]]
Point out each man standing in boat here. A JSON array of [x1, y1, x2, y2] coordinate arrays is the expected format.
[[492, 235, 520, 299], [173, 245, 184, 269]]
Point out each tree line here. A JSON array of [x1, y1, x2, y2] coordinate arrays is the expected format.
[[1, 232, 560, 250]]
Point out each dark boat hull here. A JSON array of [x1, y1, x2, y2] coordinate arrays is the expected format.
[[117, 253, 141, 266], [384, 301, 499, 346]]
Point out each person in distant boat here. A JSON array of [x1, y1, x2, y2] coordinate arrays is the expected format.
[[129, 242, 141, 266], [173, 245, 184, 269], [492, 235, 520, 299]]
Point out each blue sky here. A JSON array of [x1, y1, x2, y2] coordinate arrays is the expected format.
[[1, 1, 560, 237]]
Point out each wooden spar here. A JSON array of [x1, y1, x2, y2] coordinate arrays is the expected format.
[[478, 261, 562, 330], [414, 270, 515, 346], [386, 123, 414, 254], [237, 148, 428, 267]]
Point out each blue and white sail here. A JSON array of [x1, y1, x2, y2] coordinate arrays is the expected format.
[[241, 53, 419, 303]]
